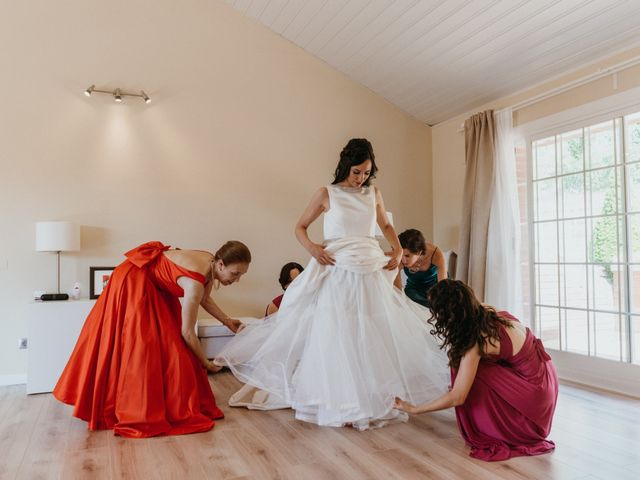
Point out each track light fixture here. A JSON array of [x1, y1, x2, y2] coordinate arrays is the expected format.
[[84, 85, 151, 104]]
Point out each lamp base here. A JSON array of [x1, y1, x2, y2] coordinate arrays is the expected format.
[[40, 293, 69, 301]]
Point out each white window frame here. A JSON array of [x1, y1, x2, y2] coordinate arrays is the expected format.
[[514, 85, 640, 397]]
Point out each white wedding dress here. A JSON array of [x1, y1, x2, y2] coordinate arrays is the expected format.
[[216, 185, 450, 430]]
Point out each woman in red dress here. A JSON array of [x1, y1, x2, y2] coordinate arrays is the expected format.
[[53, 240, 251, 438], [394, 279, 558, 461]]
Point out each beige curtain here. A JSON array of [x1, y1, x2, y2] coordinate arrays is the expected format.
[[457, 110, 495, 301]]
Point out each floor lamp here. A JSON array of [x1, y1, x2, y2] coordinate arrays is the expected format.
[[36, 221, 80, 300]]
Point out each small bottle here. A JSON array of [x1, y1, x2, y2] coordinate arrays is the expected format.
[[69, 282, 81, 300]]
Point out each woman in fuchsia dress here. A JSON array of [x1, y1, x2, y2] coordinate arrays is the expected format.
[[395, 279, 558, 461]]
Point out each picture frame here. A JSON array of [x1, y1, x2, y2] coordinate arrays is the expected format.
[[90, 267, 115, 299]]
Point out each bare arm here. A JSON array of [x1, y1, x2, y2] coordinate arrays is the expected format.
[[395, 345, 481, 414], [294, 187, 335, 265], [394, 268, 403, 290], [177, 276, 210, 369], [433, 247, 447, 282], [375, 187, 401, 270], [266, 302, 278, 316], [199, 280, 243, 333]]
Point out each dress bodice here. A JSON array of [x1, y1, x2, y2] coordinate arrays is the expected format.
[[125, 242, 206, 297], [494, 311, 553, 380], [402, 264, 438, 307], [323, 185, 377, 240], [404, 265, 439, 290]]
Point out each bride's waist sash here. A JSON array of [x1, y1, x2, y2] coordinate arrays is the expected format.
[[323, 236, 388, 274]]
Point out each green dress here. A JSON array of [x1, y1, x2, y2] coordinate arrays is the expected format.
[[403, 262, 439, 307]]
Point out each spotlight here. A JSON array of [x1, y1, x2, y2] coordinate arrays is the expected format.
[[85, 85, 151, 104]]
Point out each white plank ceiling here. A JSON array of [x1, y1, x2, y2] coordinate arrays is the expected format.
[[225, 0, 640, 125]]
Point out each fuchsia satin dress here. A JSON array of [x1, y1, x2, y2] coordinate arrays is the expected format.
[[451, 311, 559, 461]]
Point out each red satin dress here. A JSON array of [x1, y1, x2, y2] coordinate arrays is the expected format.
[[53, 242, 224, 438], [451, 312, 558, 461]]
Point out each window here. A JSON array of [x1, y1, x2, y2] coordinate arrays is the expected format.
[[529, 111, 640, 364]]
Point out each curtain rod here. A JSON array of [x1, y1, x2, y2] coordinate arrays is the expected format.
[[457, 54, 640, 133]]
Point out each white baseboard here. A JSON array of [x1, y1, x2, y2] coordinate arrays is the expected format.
[[549, 350, 640, 398], [0, 374, 27, 387]]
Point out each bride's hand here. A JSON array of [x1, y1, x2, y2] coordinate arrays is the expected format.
[[310, 243, 335, 266], [384, 250, 402, 270]]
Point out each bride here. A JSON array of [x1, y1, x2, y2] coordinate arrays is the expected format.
[[215, 138, 449, 430]]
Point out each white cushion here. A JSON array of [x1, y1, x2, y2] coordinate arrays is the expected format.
[[197, 316, 262, 337], [197, 318, 233, 337], [197, 316, 263, 359]]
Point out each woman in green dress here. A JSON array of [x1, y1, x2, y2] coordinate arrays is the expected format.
[[394, 229, 446, 307]]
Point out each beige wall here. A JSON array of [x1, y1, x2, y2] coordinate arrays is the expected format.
[[0, 0, 433, 379], [432, 47, 640, 252]]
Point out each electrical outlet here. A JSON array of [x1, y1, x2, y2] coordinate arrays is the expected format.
[[18, 337, 28, 349]]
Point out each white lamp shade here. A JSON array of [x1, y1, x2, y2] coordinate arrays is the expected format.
[[35, 222, 80, 252], [375, 212, 393, 237]]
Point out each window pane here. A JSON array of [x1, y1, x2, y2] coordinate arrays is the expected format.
[[560, 219, 586, 262], [536, 222, 558, 263], [560, 264, 587, 309], [562, 308, 588, 354], [535, 178, 557, 221], [593, 312, 621, 361], [587, 167, 616, 216], [536, 264, 558, 306], [625, 112, 640, 164], [627, 163, 640, 213], [632, 315, 640, 365], [630, 213, 640, 263], [589, 264, 620, 311], [587, 121, 614, 169], [587, 216, 620, 266], [531, 111, 640, 363], [559, 173, 585, 218], [539, 307, 559, 349], [617, 165, 625, 213], [561, 129, 584, 174], [631, 265, 640, 315], [534, 136, 555, 179]]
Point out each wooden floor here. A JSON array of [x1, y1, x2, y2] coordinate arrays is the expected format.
[[1, 374, 638, 480]]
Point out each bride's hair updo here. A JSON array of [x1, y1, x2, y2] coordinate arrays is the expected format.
[[332, 138, 378, 186]]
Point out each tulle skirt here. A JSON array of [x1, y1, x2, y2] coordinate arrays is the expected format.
[[216, 236, 450, 430]]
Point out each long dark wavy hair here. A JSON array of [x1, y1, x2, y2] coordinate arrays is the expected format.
[[426, 279, 511, 369], [331, 138, 378, 186]]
